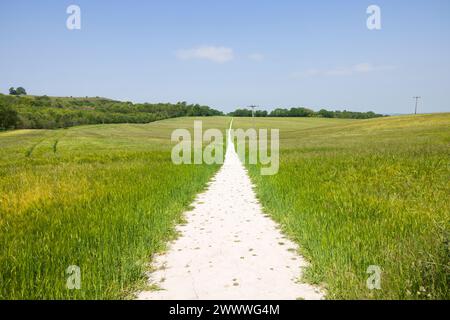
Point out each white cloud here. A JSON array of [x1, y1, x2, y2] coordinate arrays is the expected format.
[[353, 63, 375, 73], [303, 69, 321, 77], [293, 63, 395, 78], [248, 53, 264, 62], [176, 45, 234, 63]]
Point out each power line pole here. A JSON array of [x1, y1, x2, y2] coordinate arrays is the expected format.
[[413, 96, 421, 114], [250, 105, 257, 127]]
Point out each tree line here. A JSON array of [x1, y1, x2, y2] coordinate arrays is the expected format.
[[0, 93, 223, 130], [229, 106, 385, 119], [1, 91, 387, 131]]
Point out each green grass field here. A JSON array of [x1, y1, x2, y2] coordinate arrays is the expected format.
[[234, 114, 450, 299], [0, 117, 229, 299], [1, 114, 449, 300]]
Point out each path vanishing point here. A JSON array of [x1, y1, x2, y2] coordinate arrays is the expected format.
[[137, 121, 324, 300]]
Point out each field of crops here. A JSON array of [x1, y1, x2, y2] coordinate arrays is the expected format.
[[234, 114, 450, 299], [1, 114, 449, 300], [0, 117, 228, 299]]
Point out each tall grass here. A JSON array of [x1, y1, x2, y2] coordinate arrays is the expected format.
[[0, 117, 228, 299], [235, 114, 450, 299]]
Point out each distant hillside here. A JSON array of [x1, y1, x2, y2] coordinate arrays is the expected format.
[[0, 94, 223, 130]]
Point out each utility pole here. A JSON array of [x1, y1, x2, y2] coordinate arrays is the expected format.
[[250, 105, 257, 127], [413, 96, 421, 114], [250, 105, 257, 118]]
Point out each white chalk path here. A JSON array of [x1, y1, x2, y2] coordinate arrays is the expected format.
[[137, 121, 323, 300]]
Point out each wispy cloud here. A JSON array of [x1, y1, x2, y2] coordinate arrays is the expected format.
[[293, 63, 396, 78], [248, 53, 264, 62], [176, 45, 234, 63]]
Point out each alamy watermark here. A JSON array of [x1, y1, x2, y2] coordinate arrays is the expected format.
[[66, 265, 81, 290], [366, 265, 382, 290], [367, 5, 381, 30], [171, 121, 279, 175], [66, 5, 81, 30], [64, 5, 380, 31]]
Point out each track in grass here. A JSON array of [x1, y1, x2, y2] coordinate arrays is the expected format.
[[137, 121, 323, 300]]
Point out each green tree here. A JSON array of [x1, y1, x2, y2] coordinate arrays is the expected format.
[[9, 87, 17, 95], [289, 107, 314, 117], [318, 109, 335, 118], [16, 87, 27, 95], [270, 108, 290, 117], [229, 108, 253, 117], [0, 103, 19, 129], [255, 110, 268, 117]]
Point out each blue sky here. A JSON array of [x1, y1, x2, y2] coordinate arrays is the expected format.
[[1, 0, 449, 114]]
